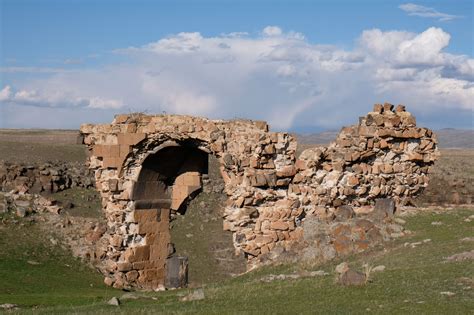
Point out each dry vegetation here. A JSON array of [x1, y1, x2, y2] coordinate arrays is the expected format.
[[0, 129, 86, 163]]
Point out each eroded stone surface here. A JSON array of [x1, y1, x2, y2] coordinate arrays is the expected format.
[[79, 103, 439, 290]]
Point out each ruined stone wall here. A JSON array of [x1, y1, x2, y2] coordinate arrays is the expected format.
[[79, 103, 439, 290], [0, 161, 94, 194], [293, 103, 439, 217]]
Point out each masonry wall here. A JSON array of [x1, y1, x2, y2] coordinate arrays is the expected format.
[[80, 103, 439, 290]]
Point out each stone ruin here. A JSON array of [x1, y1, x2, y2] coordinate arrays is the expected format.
[[79, 103, 439, 290]]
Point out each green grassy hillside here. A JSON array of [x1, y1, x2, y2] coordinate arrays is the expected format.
[[1, 208, 472, 314]]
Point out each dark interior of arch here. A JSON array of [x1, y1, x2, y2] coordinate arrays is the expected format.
[[132, 145, 208, 210]]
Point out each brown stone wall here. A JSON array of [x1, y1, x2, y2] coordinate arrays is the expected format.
[[80, 103, 439, 290], [293, 103, 439, 218]]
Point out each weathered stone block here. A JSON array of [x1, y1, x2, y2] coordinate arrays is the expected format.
[[117, 133, 146, 145], [134, 209, 160, 223], [126, 246, 150, 263], [165, 256, 188, 288], [373, 198, 395, 220]]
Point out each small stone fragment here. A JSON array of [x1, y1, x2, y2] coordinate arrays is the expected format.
[[107, 297, 120, 306], [180, 288, 205, 302], [0, 304, 18, 310], [335, 262, 349, 274], [440, 291, 455, 297], [371, 265, 386, 272], [339, 269, 367, 286]]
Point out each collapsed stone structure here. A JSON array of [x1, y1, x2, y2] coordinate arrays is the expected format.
[[0, 161, 94, 194], [79, 103, 439, 290]]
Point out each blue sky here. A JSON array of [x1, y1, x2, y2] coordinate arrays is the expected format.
[[0, 0, 472, 131]]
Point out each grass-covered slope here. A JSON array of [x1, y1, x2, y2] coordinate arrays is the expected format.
[[0, 214, 116, 309], [0, 208, 472, 314]]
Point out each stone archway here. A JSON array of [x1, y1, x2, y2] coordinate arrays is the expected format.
[[80, 115, 300, 290]]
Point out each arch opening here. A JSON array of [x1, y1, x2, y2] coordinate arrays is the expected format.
[[131, 142, 244, 288]]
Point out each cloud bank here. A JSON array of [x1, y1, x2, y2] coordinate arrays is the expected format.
[[1, 26, 473, 130]]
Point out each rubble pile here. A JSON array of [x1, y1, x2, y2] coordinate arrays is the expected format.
[[0, 161, 94, 194], [293, 103, 439, 216]]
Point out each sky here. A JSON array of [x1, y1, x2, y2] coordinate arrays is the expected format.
[[0, 0, 472, 132]]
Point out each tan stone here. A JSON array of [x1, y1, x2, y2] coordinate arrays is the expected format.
[[254, 235, 273, 245], [270, 221, 289, 230], [134, 209, 159, 223], [395, 104, 405, 112], [117, 133, 146, 145], [373, 103, 383, 113], [126, 270, 139, 282], [384, 164, 393, 174], [276, 165, 296, 177], [117, 262, 132, 272], [138, 222, 164, 234], [347, 175, 359, 186], [383, 102, 394, 112], [150, 244, 167, 261]]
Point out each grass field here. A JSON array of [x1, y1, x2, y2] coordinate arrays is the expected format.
[[0, 129, 86, 164], [0, 208, 472, 314]]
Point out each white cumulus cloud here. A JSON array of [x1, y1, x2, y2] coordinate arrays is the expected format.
[[262, 26, 283, 36], [0, 85, 12, 102]]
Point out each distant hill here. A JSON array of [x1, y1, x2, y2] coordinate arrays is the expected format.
[[435, 128, 474, 149], [296, 128, 474, 149], [294, 130, 339, 146]]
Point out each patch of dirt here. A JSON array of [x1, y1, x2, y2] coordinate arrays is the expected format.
[[445, 250, 474, 262]]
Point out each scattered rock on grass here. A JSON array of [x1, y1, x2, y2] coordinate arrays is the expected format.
[[464, 215, 474, 223], [260, 270, 329, 283], [27, 260, 41, 265], [107, 297, 120, 306], [445, 250, 474, 262], [335, 262, 349, 274], [260, 274, 299, 282], [121, 293, 139, 300], [0, 304, 18, 310], [339, 269, 367, 286], [16, 207, 27, 218], [393, 218, 406, 225], [180, 288, 205, 302], [372, 265, 386, 273], [440, 291, 456, 297], [456, 277, 474, 290]]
